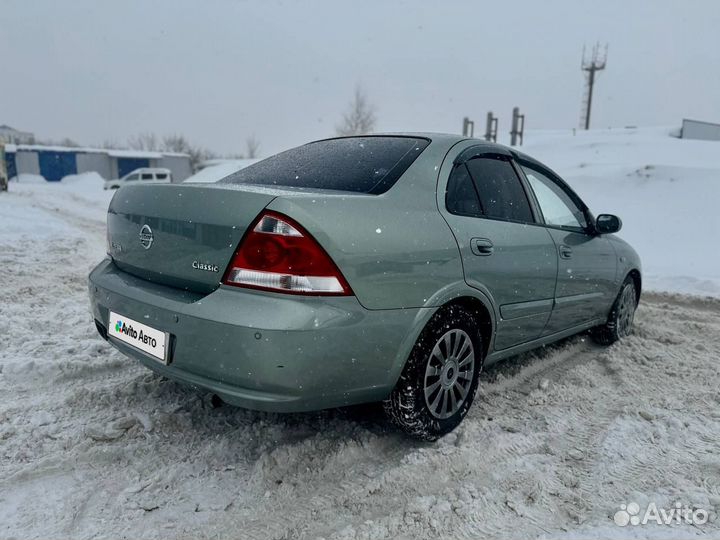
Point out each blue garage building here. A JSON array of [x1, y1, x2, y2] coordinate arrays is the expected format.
[[5, 144, 193, 183], [36, 150, 77, 181]]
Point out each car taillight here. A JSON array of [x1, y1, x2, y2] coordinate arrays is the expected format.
[[222, 211, 352, 296]]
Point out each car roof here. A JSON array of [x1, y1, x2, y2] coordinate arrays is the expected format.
[[126, 168, 172, 174], [367, 133, 558, 171], [313, 132, 517, 151], [358, 133, 586, 206], [294, 133, 566, 180]]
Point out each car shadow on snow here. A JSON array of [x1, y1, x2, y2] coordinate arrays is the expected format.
[[136, 372, 397, 444], [123, 331, 600, 451]]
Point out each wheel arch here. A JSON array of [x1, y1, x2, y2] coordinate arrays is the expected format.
[[441, 296, 494, 360], [627, 268, 642, 304], [387, 287, 497, 393]]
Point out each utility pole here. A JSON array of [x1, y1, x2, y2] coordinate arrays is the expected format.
[[509, 107, 525, 146], [462, 117, 475, 137], [580, 43, 608, 130], [484, 111, 498, 142]]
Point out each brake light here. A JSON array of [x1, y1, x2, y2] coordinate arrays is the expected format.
[[222, 212, 352, 295]]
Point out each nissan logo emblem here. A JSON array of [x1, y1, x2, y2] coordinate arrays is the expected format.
[[139, 224, 154, 249]]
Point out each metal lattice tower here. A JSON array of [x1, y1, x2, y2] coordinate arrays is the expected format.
[[579, 43, 608, 130]]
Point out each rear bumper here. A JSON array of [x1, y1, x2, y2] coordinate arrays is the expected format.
[[88, 259, 426, 412]]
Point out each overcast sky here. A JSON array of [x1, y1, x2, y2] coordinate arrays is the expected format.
[[2, 0, 718, 156]]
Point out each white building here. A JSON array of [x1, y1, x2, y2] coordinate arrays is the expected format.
[[0, 124, 35, 144], [681, 119, 720, 142]]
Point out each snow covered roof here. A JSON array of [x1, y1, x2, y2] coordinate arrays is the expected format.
[[198, 158, 260, 170], [4, 143, 189, 158], [184, 159, 260, 183], [106, 149, 164, 159]]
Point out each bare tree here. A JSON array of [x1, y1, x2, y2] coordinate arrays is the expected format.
[[35, 137, 80, 147], [99, 138, 124, 150], [336, 85, 376, 136], [60, 138, 81, 148], [162, 134, 215, 170], [127, 132, 159, 151], [126, 132, 219, 170], [161, 134, 191, 154], [245, 135, 260, 159]]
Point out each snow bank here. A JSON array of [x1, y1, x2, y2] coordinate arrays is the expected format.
[[57, 171, 106, 190], [11, 173, 47, 184], [5, 171, 113, 232], [521, 127, 720, 298], [12, 171, 107, 188]]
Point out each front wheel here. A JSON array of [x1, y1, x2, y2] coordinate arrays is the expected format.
[[384, 305, 483, 441], [592, 278, 637, 345]]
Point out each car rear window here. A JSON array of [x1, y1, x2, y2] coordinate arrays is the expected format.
[[220, 136, 430, 194]]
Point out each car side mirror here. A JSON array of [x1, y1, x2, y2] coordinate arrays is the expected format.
[[596, 214, 622, 234]]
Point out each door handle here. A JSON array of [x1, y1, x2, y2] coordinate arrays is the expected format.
[[559, 244, 573, 259], [471, 238, 494, 256]]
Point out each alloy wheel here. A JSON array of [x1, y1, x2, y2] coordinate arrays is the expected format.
[[423, 329, 475, 419], [617, 285, 636, 336]]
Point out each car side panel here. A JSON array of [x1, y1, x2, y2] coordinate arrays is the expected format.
[[542, 228, 617, 334], [265, 138, 467, 310], [609, 235, 642, 288]]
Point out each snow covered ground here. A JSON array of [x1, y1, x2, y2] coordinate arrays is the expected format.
[[1, 129, 719, 539]]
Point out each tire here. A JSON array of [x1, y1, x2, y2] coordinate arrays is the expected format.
[[592, 277, 638, 345], [384, 305, 483, 441]]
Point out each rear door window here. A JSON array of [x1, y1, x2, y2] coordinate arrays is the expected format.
[[156, 173, 168, 180], [446, 164, 482, 217], [465, 157, 534, 223], [221, 136, 430, 194]]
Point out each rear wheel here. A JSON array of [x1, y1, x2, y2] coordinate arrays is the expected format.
[[384, 305, 483, 441], [592, 277, 637, 345]]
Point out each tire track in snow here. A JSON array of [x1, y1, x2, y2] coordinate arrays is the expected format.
[[28, 198, 107, 252]]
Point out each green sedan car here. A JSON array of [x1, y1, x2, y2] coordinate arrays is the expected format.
[[89, 134, 641, 440]]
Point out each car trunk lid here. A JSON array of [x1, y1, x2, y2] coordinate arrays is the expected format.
[[107, 183, 276, 294]]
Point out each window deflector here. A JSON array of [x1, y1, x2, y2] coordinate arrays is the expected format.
[[453, 145, 512, 166]]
